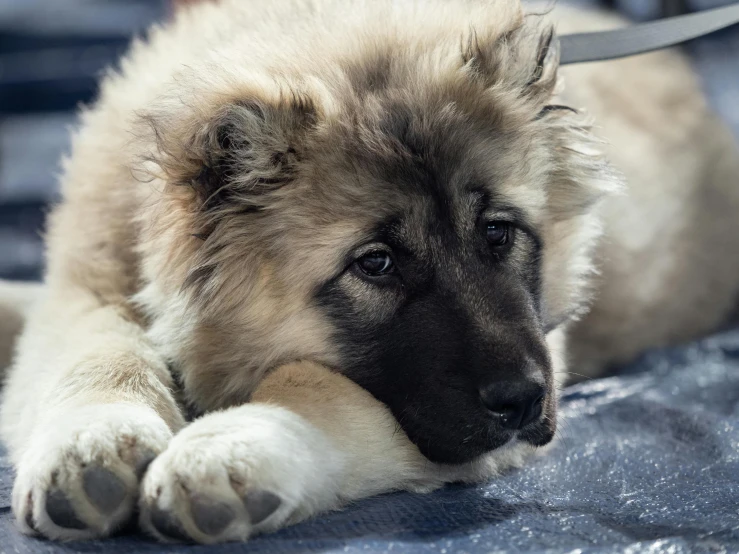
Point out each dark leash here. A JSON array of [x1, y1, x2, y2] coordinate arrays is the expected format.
[[559, 3, 739, 65]]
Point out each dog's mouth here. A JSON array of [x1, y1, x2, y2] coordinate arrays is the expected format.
[[396, 405, 557, 465], [517, 414, 557, 447]]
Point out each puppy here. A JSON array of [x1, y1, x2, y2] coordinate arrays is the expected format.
[[1, 0, 737, 544]]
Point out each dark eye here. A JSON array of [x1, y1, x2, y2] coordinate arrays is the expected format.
[[356, 251, 395, 277], [486, 221, 511, 247]]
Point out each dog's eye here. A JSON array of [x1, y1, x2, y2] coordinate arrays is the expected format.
[[356, 251, 394, 277], [486, 222, 511, 247]]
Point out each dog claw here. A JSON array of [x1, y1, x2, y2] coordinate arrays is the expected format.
[[24, 510, 37, 532], [45, 490, 87, 530], [24, 492, 38, 533], [244, 490, 281, 525]]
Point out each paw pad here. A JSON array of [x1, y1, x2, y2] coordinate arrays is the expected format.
[[12, 404, 173, 540], [82, 467, 127, 514], [150, 505, 191, 542], [244, 490, 281, 525], [45, 490, 87, 530], [134, 450, 158, 479], [190, 494, 235, 536]]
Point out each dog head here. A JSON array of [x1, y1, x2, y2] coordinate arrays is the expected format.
[[137, 1, 620, 464]]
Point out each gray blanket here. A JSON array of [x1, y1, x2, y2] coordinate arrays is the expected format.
[[2, 329, 738, 553]]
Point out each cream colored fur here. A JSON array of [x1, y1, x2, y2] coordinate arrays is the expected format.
[[550, 8, 739, 374], [0, 281, 37, 371], [0, 0, 737, 544]]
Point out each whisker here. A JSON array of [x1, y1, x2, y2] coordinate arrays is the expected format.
[[564, 371, 596, 382]]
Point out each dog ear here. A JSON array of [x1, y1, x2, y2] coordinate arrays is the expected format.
[[462, 20, 560, 111], [525, 27, 559, 100], [146, 93, 317, 215], [191, 97, 317, 211]]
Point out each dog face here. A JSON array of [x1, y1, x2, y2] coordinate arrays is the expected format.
[[139, 6, 620, 464], [311, 101, 557, 463], [315, 197, 552, 463]]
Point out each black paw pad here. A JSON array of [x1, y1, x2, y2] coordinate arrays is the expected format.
[[82, 467, 127, 514], [45, 490, 87, 530], [190, 494, 235, 536], [134, 450, 158, 480], [244, 490, 281, 525], [150, 505, 191, 542]]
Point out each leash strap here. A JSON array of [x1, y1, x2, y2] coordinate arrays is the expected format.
[[559, 3, 739, 65]]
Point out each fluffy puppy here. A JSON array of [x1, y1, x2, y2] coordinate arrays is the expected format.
[[0, 0, 737, 544]]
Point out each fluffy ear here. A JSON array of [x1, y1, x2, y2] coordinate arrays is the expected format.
[[462, 19, 560, 112], [525, 27, 559, 99], [145, 93, 317, 215]]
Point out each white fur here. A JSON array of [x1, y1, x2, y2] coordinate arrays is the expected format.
[[138, 404, 346, 543], [12, 403, 172, 540]]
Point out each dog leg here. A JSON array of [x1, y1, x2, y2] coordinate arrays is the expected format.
[[138, 361, 478, 544], [1, 286, 185, 541]]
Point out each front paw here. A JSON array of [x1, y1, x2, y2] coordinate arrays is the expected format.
[[12, 403, 172, 541], [139, 404, 343, 544]]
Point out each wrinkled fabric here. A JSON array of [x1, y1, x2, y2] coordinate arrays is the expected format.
[[2, 329, 738, 553]]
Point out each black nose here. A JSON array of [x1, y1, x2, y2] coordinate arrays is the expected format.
[[480, 379, 546, 431]]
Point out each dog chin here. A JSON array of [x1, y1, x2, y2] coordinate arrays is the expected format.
[[518, 426, 556, 447], [417, 423, 555, 466], [415, 430, 513, 465]]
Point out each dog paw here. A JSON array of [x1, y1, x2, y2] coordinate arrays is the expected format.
[[139, 404, 343, 544], [12, 403, 173, 541]]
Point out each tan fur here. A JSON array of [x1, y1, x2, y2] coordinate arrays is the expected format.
[[549, 7, 739, 374], [0, 0, 737, 544]]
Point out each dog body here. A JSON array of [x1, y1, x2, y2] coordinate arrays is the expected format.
[[1, 0, 738, 543], [551, 9, 739, 375]]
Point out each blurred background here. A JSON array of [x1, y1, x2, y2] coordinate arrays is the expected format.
[[0, 0, 737, 281]]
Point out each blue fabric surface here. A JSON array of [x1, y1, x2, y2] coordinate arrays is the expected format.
[[2, 330, 738, 553]]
